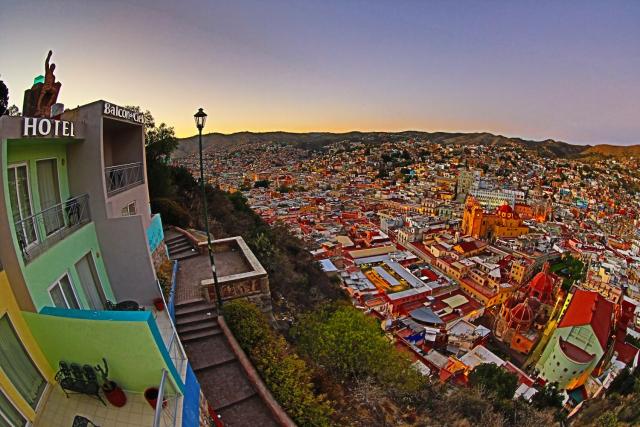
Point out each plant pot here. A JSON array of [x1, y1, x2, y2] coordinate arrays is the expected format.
[[153, 298, 165, 311], [103, 381, 127, 407], [144, 387, 167, 410]]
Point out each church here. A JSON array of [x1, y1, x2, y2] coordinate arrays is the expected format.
[[461, 196, 529, 240], [494, 263, 562, 354]]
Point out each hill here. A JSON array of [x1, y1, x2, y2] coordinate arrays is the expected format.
[[581, 144, 640, 158], [174, 130, 638, 160]]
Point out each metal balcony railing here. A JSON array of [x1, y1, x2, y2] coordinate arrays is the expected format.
[[105, 162, 144, 196], [152, 369, 182, 427], [15, 194, 91, 263], [155, 279, 187, 375]]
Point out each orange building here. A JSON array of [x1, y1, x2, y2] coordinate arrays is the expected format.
[[462, 197, 529, 240]]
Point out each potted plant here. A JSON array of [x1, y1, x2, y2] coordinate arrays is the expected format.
[[153, 297, 165, 311], [144, 387, 167, 410], [96, 358, 127, 407]]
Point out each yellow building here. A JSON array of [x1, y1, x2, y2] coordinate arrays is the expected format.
[[462, 197, 529, 240], [0, 267, 55, 425]]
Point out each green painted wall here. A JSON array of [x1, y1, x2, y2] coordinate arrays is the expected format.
[[3, 140, 115, 310], [23, 223, 114, 310], [536, 324, 603, 388], [23, 311, 181, 394]]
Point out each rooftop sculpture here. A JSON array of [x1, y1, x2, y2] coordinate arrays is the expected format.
[[23, 50, 62, 117]]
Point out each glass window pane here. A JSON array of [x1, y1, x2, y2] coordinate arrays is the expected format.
[[0, 316, 46, 411], [75, 254, 106, 310], [8, 166, 37, 246], [59, 276, 80, 309], [49, 284, 66, 308], [0, 390, 27, 427], [36, 159, 64, 236]]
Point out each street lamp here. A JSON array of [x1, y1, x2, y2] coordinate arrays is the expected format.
[[194, 108, 223, 309]]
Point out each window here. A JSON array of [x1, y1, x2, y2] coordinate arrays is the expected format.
[[36, 159, 63, 236], [75, 253, 106, 310], [48, 274, 80, 309], [0, 389, 27, 427], [121, 201, 136, 217], [7, 165, 38, 248], [0, 316, 46, 412]]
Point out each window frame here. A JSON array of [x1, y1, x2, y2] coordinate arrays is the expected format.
[[7, 163, 39, 249], [47, 273, 81, 309], [73, 251, 107, 310], [121, 201, 137, 217], [34, 157, 64, 238], [0, 314, 49, 420], [0, 387, 28, 427]]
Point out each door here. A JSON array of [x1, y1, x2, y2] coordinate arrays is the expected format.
[[36, 159, 64, 236], [7, 165, 37, 249], [0, 316, 46, 411], [75, 253, 107, 310]]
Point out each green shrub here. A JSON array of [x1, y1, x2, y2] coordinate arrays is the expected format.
[[223, 300, 334, 427], [291, 303, 425, 395]]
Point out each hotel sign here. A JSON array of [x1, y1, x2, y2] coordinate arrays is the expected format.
[[23, 117, 75, 137], [103, 102, 145, 124]]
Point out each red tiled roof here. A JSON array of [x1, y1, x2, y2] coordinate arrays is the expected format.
[[559, 338, 595, 364], [615, 341, 640, 365], [558, 290, 614, 350]]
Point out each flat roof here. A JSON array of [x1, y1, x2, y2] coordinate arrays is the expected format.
[[374, 265, 400, 286], [442, 294, 469, 309], [349, 245, 396, 259]]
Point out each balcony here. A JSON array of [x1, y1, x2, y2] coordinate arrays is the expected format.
[[25, 306, 188, 427], [15, 194, 91, 263], [105, 162, 144, 197]]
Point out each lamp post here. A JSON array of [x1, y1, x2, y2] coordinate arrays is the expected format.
[[194, 108, 223, 309]]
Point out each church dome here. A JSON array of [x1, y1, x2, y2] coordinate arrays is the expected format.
[[527, 263, 555, 305], [509, 300, 534, 328], [496, 203, 513, 214]]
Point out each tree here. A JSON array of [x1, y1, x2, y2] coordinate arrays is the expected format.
[[254, 179, 270, 188], [125, 107, 179, 200], [531, 381, 563, 410], [468, 363, 518, 400], [0, 78, 8, 116], [6, 105, 20, 116], [292, 303, 424, 395]]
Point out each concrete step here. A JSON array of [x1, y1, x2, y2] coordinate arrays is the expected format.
[[176, 310, 217, 327], [216, 394, 279, 427], [168, 241, 193, 253], [166, 235, 188, 245], [214, 390, 258, 412], [169, 249, 199, 261], [181, 328, 224, 343], [175, 302, 216, 317], [174, 298, 207, 309], [185, 335, 237, 372], [177, 318, 219, 334]]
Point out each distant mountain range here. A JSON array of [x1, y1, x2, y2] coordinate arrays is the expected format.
[[174, 131, 639, 160]]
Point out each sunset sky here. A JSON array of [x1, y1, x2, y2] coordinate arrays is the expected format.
[[1, 0, 638, 144]]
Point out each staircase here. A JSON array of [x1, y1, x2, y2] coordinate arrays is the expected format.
[[166, 233, 199, 261], [175, 299, 279, 426]]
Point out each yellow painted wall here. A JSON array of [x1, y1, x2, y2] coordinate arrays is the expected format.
[[0, 271, 54, 422]]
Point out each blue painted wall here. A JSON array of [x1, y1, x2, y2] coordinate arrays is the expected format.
[[182, 363, 202, 427], [147, 213, 164, 252]]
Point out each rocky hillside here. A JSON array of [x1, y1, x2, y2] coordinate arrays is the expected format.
[[174, 130, 637, 160]]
